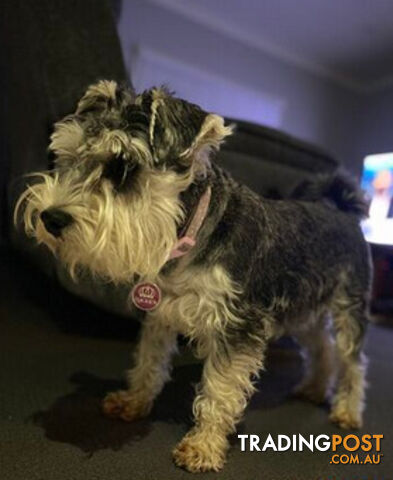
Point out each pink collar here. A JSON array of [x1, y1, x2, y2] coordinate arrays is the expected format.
[[169, 186, 212, 260]]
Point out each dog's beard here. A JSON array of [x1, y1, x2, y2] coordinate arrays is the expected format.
[[15, 168, 189, 284]]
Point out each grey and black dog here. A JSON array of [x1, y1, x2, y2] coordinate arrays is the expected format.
[[15, 81, 371, 472]]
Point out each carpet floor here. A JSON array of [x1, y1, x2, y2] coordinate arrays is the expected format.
[[0, 248, 392, 480]]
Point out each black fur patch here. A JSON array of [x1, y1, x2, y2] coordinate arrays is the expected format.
[[189, 163, 371, 352]]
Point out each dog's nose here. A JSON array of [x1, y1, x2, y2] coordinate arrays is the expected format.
[[40, 208, 73, 237]]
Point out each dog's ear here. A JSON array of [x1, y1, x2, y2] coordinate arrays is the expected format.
[[76, 80, 134, 115], [139, 87, 233, 165]]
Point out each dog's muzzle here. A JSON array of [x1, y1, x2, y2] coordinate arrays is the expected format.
[[40, 208, 73, 238]]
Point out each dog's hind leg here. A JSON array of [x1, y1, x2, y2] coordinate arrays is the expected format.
[[102, 317, 177, 421], [329, 289, 368, 429], [294, 315, 336, 404]]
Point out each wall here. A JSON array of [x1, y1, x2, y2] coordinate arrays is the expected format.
[[117, 0, 366, 173], [356, 88, 393, 162]]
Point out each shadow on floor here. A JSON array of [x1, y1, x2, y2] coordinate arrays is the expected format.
[[30, 365, 199, 455], [31, 344, 305, 455]]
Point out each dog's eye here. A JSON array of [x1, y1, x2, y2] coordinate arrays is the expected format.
[[102, 155, 139, 190]]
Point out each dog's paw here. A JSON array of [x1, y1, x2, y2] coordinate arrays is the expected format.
[[173, 434, 226, 473], [102, 390, 152, 422], [329, 406, 362, 429]]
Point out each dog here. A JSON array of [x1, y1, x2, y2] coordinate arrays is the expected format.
[[15, 80, 371, 472]]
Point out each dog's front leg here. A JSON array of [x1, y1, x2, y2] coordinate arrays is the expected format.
[[173, 340, 264, 472], [103, 317, 177, 421]]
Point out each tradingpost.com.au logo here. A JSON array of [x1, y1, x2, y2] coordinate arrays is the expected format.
[[238, 434, 384, 465]]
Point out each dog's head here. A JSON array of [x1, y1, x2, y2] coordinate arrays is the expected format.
[[15, 80, 232, 283]]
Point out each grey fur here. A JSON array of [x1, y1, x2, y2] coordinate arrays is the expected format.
[[193, 164, 370, 347], [15, 81, 372, 472]]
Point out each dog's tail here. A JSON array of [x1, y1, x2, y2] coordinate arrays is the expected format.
[[291, 171, 368, 218]]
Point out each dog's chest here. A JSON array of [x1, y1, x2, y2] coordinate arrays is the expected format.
[[151, 264, 238, 340]]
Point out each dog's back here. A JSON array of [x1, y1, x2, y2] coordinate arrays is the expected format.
[[204, 166, 371, 318], [201, 165, 370, 429]]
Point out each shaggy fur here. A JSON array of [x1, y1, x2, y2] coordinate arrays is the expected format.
[[15, 80, 371, 473]]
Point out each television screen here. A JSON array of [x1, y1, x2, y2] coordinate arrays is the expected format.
[[361, 152, 393, 245]]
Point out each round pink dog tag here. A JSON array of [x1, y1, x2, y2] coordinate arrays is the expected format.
[[130, 282, 161, 311]]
